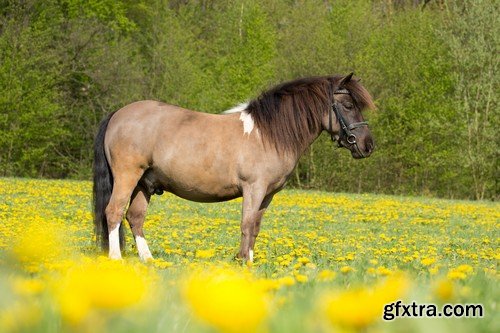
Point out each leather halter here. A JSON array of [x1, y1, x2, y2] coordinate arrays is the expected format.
[[329, 88, 369, 157]]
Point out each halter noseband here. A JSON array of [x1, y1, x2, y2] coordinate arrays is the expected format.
[[329, 88, 369, 157]]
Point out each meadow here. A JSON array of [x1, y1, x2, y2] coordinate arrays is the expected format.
[[0, 178, 498, 332]]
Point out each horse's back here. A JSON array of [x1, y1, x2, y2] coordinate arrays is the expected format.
[[107, 100, 188, 134], [106, 100, 242, 156], [104, 100, 184, 167]]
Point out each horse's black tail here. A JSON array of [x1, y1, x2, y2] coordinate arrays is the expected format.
[[93, 111, 124, 252]]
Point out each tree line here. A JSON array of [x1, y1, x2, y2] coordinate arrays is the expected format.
[[0, 0, 497, 200]]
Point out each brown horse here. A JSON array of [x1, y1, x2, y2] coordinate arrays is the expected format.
[[93, 73, 375, 261]]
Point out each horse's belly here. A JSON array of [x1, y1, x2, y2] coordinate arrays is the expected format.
[[165, 176, 242, 202], [168, 186, 241, 203], [147, 133, 245, 201], [149, 165, 242, 203]]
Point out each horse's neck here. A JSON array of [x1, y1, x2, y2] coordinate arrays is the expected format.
[[291, 129, 324, 161]]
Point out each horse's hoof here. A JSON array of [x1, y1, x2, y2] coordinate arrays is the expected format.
[[235, 250, 253, 262], [140, 255, 154, 263]]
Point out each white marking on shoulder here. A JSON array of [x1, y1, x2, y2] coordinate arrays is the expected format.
[[239, 111, 254, 135], [249, 249, 254, 262], [222, 102, 249, 114]]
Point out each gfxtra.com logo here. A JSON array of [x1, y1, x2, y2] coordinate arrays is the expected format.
[[383, 300, 484, 321]]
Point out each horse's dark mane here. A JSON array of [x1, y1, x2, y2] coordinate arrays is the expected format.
[[246, 75, 375, 154]]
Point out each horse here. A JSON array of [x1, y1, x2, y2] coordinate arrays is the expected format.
[[93, 73, 375, 262]]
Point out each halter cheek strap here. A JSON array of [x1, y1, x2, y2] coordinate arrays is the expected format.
[[329, 89, 369, 157]]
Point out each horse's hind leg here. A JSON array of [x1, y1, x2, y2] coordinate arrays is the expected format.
[[126, 185, 153, 261], [106, 169, 143, 259]]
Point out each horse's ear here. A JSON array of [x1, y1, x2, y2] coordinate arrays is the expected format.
[[339, 72, 354, 87]]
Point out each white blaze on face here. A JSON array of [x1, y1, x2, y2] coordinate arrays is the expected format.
[[249, 249, 254, 262], [108, 224, 122, 259], [135, 235, 153, 262], [239, 111, 254, 135]]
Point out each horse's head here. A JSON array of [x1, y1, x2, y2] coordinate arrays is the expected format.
[[323, 73, 375, 159]]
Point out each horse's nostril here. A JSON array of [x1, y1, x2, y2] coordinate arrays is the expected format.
[[365, 140, 374, 154]]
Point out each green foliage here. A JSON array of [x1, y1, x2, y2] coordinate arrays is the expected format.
[[61, 0, 136, 32], [290, 1, 460, 198], [0, 0, 497, 199], [352, 6, 459, 197], [440, 0, 499, 200], [205, 1, 277, 110], [0, 0, 65, 177], [139, 2, 204, 109]]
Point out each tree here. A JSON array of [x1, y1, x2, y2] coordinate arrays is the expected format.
[[0, 0, 65, 176], [441, 0, 499, 200]]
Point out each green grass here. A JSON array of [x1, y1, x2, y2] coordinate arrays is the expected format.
[[0, 178, 498, 332]]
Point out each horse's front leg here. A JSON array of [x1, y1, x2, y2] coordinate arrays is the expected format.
[[249, 194, 274, 255], [238, 187, 272, 262]]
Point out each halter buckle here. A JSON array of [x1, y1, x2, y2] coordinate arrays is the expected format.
[[347, 134, 357, 145]]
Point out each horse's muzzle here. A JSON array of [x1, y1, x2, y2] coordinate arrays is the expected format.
[[349, 136, 374, 159]]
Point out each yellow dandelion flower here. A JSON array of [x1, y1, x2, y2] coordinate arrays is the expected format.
[[322, 275, 409, 329], [255, 278, 280, 291], [152, 259, 174, 269], [446, 264, 473, 280], [447, 270, 466, 280], [294, 274, 308, 283], [305, 263, 317, 270], [429, 266, 440, 275], [376, 274, 410, 302], [56, 288, 90, 324], [195, 249, 215, 259], [54, 258, 150, 324], [317, 270, 336, 282], [376, 266, 392, 276], [277, 276, 296, 287], [10, 222, 66, 272], [10, 277, 44, 296], [183, 267, 269, 333], [456, 264, 473, 274], [297, 257, 310, 265], [483, 267, 497, 277], [433, 279, 454, 301], [421, 258, 436, 266], [340, 266, 354, 274], [0, 301, 41, 332]]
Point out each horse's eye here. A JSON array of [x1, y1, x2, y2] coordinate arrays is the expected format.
[[344, 102, 354, 110]]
